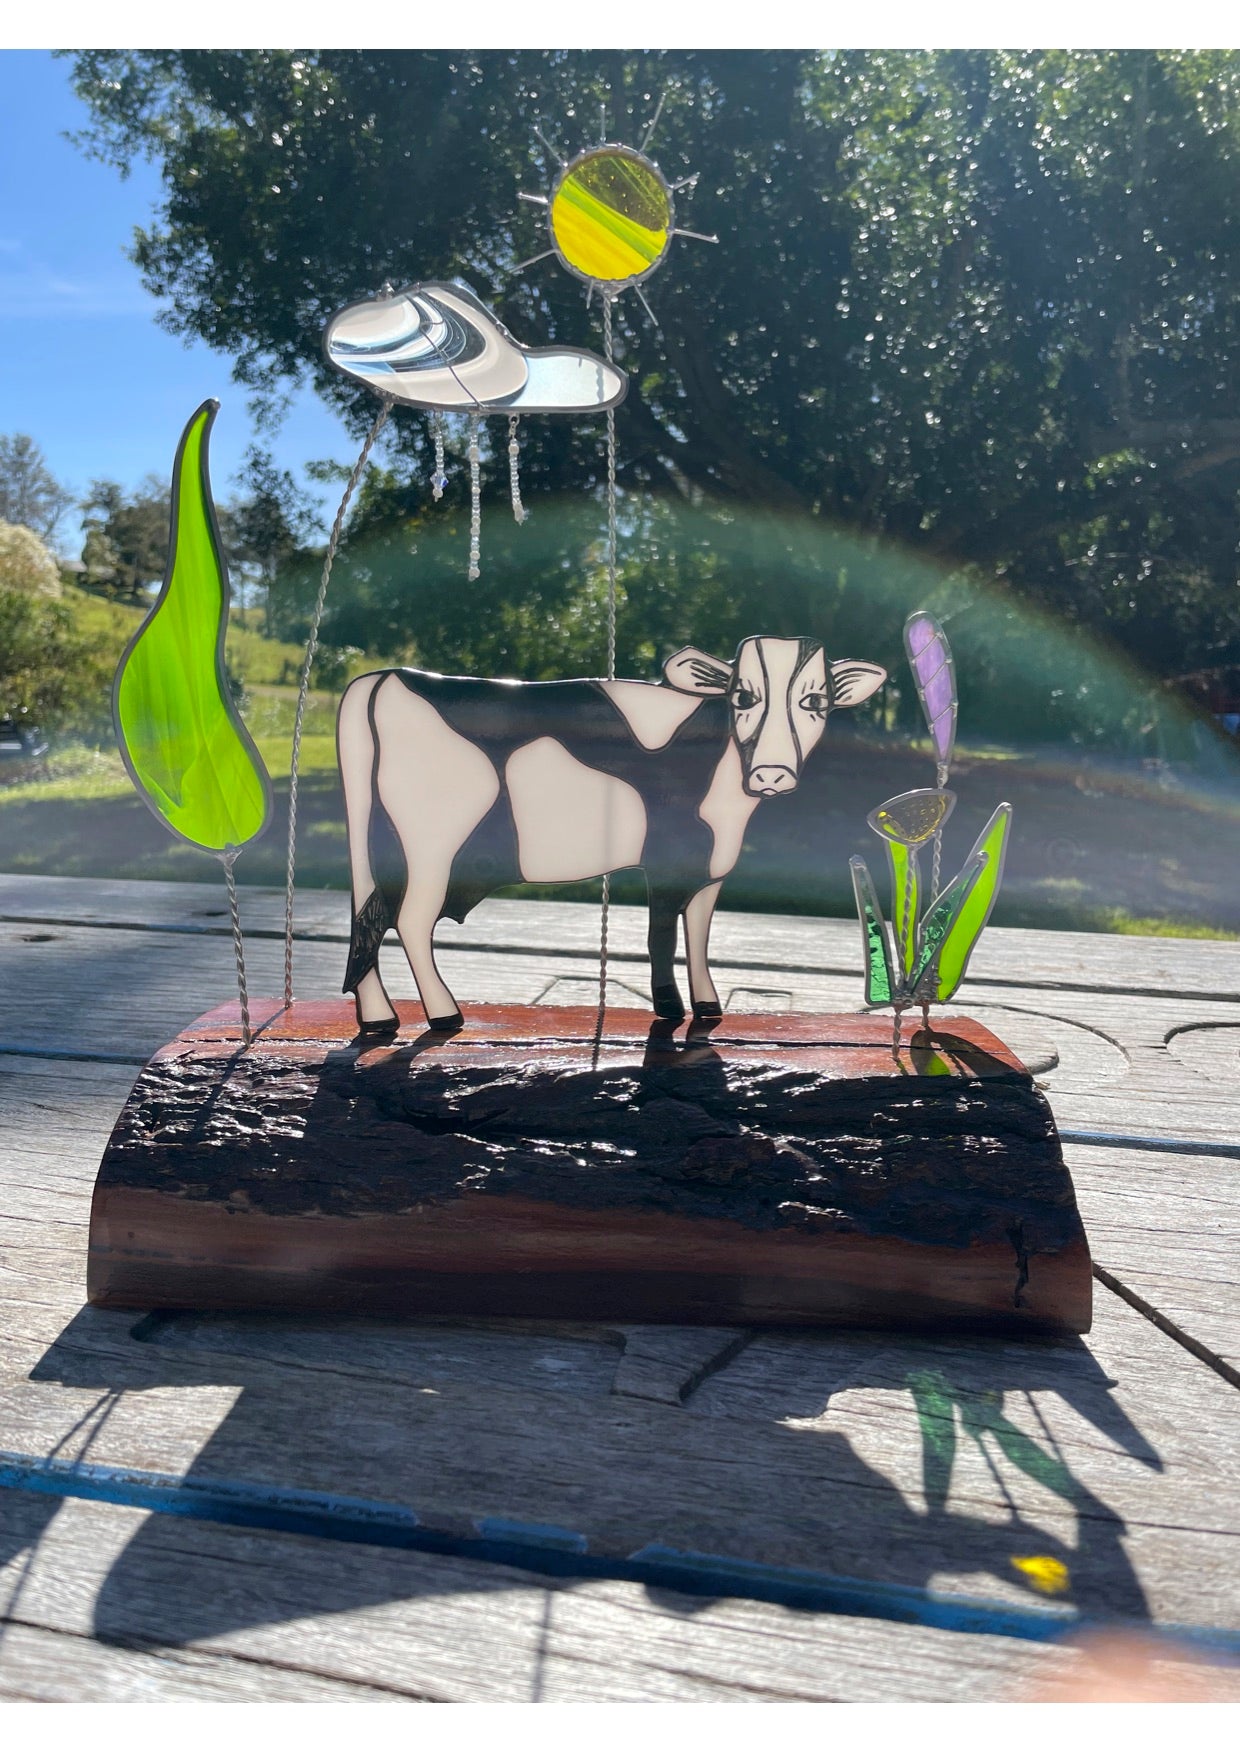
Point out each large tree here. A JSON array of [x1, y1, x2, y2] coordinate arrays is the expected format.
[[79, 476, 170, 601], [63, 49, 1240, 730], [0, 435, 73, 542]]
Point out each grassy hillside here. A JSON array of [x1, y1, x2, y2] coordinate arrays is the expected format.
[[2, 590, 376, 804]]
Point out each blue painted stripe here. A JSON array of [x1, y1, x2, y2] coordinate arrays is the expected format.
[[4, 1448, 1239, 1656]]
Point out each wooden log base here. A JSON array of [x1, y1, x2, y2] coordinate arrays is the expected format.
[[87, 1001, 1092, 1333]]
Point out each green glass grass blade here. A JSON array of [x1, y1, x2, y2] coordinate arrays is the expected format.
[[113, 401, 272, 854], [886, 839, 920, 979], [909, 851, 988, 1001], [850, 856, 896, 1006], [924, 803, 1013, 1003]]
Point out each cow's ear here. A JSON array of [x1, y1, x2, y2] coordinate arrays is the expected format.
[[830, 660, 887, 708], [663, 647, 734, 695]]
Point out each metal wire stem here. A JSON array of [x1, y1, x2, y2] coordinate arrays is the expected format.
[[283, 400, 390, 1007], [930, 760, 949, 903], [222, 848, 252, 1048], [594, 293, 620, 1060]]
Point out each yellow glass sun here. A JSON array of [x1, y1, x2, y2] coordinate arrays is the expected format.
[[515, 108, 715, 318]]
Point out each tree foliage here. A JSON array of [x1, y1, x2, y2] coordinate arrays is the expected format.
[[80, 475, 171, 601], [229, 445, 321, 634], [0, 435, 73, 543], [62, 49, 1240, 737], [0, 526, 111, 728], [0, 521, 62, 599]]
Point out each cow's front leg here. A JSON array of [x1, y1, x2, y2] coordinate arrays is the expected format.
[[396, 863, 462, 1030], [646, 880, 686, 1022], [683, 880, 724, 1020]]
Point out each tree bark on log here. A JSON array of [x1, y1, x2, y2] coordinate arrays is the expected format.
[[88, 1002, 1092, 1334]]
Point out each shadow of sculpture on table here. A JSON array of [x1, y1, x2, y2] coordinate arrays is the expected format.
[[18, 1303, 1161, 1658]]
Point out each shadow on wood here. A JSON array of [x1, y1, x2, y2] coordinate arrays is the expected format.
[[86, 1003, 1092, 1333]]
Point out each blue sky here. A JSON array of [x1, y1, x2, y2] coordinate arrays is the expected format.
[[0, 50, 349, 554]]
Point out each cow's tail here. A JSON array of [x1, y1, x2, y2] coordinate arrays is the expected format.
[[341, 672, 407, 997]]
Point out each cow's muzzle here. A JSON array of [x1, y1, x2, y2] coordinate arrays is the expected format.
[[748, 765, 798, 797]]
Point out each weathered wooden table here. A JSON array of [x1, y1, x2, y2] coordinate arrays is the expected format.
[[1, 872, 1238, 1701]]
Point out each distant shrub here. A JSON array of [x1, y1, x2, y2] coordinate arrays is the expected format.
[[0, 521, 61, 598]]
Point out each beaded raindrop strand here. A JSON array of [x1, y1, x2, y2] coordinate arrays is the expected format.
[[467, 413, 482, 582], [430, 414, 447, 502], [508, 414, 527, 524]]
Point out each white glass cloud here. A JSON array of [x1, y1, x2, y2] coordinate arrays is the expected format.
[[324, 280, 627, 414]]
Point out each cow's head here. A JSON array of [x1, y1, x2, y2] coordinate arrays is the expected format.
[[663, 636, 886, 797]]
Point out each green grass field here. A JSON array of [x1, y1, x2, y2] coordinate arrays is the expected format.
[[2, 599, 1237, 937]]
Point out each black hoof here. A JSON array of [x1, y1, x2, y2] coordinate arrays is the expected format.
[[651, 984, 686, 1023], [692, 1001, 724, 1021], [427, 1011, 464, 1032]]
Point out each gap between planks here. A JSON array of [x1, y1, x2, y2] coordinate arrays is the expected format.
[[1093, 1264, 1240, 1394]]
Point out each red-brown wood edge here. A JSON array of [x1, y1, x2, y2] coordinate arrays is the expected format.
[[87, 1002, 1092, 1333]]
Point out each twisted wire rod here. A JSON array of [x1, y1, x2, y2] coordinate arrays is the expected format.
[[283, 400, 391, 1007]]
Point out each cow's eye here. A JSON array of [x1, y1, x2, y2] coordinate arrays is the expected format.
[[799, 691, 829, 716], [731, 685, 760, 711]]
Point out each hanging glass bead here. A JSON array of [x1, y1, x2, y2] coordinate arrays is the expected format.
[[431, 414, 447, 501], [508, 414, 527, 524], [467, 414, 482, 581]]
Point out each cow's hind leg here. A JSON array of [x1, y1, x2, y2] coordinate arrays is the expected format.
[[683, 880, 724, 1020], [395, 863, 463, 1030], [339, 671, 400, 1032], [646, 879, 686, 1022], [371, 673, 500, 1030]]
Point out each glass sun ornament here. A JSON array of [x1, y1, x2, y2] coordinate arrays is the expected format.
[[112, 399, 272, 1042], [515, 110, 717, 321]]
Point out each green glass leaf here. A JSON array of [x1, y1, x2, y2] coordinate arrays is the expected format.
[[113, 401, 272, 854], [908, 851, 989, 1000], [850, 855, 896, 1006], [922, 803, 1013, 1003], [886, 838, 920, 979]]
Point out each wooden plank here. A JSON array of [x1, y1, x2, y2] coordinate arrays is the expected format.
[[0, 1620, 409, 1701], [0, 1131, 1225, 1646], [3, 1272, 1239, 1633], [2, 946, 1240, 1682], [14, 1495, 1237, 1703], [2, 872, 1237, 1001], [1068, 1143, 1240, 1379], [9, 916, 1240, 1150]]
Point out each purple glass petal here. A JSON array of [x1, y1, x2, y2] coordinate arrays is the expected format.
[[906, 615, 935, 659], [929, 712, 954, 764], [922, 667, 954, 720]]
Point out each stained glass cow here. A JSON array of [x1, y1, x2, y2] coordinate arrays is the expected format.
[[338, 637, 886, 1031]]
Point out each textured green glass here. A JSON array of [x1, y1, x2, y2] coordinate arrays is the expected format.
[[850, 856, 895, 1005], [929, 803, 1013, 1001], [114, 401, 271, 853], [887, 839, 920, 979], [909, 852, 988, 1001]]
